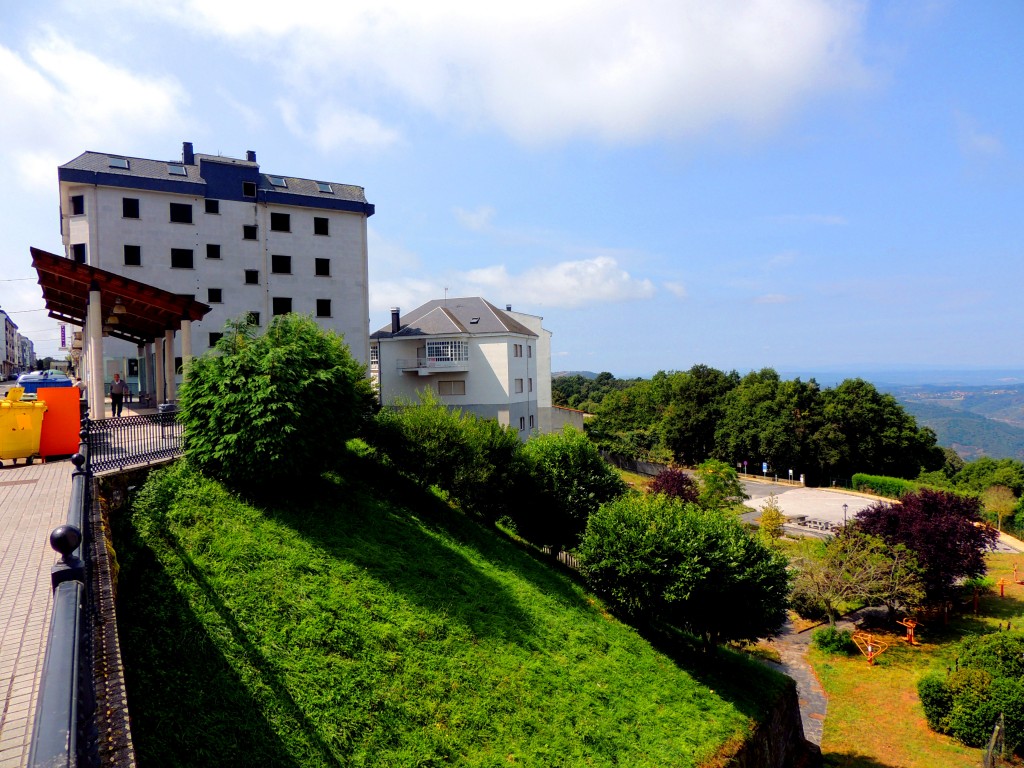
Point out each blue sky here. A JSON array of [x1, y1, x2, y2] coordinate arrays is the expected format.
[[1, 1, 1021, 379]]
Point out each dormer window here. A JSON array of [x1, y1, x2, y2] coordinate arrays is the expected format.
[[316, 182, 333, 193], [168, 164, 187, 176], [109, 157, 129, 169], [267, 175, 287, 188]]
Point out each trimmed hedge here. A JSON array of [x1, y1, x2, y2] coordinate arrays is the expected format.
[[852, 473, 918, 499]]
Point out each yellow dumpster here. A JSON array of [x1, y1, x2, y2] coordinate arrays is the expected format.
[[0, 387, 48, 465]]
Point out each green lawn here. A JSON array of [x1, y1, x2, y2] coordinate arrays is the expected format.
[[113, 459, 790, 767]]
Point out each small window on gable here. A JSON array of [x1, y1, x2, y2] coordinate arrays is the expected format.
[[205, 199, 220, 214], [207, 288, 222, 303], [71, 243, 87, 263], [315, 258, 330, 277], [267, 175, 287, 187], [206, 244, 221, 260], [270, 212, 290, 232], [244, 269, 259, 285], [470, 317, 480, 325], [243, 181, 257, 198], [316, 182, 333, 193], [314, 217, 329, 236], [109, 157, 129, 169], [123, 198, 140, 218], [271, 255, 291, 274], [272, 297, 292, 316], [169, 202, 193, 224], [168, 164, 187, 176], [124, 245, 141, 266], [171, 248, 194, 269], [316, 299, 331, 317], [71, 195, 84, 215], [519, 417, 526, 431], [243, 225, 258, 240]]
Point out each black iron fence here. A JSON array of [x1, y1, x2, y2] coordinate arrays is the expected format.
[[86, 406, 183, 474], [27, 449, 99, 768]]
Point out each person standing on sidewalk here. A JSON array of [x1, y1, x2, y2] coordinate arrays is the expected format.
[[110, 372, 129, 417]]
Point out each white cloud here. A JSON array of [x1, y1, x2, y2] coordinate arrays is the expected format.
[[454, 205, 496, 232], [664, 281, 688, 299], [278, 100, 402, 154], [0, 33, 189, 189], [121, 0, 868, 145]]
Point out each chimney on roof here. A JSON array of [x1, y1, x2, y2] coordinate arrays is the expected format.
[[506, 304, 512, 311], [391, 307, 401, 334], [182, 142, 194, 165], [246, 150, 257, 162]]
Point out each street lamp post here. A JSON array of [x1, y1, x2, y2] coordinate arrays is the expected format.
[[843, 503, 848, 527]]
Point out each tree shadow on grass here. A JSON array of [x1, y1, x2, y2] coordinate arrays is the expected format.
[[821, 751, 902, 767], [116, 531, 332, 767], [254, 456, 572, 647]]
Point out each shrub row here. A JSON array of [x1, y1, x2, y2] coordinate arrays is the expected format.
[[851, 473, 919, 499]]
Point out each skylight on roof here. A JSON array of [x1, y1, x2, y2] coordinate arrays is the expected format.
[[168, 164, 187, 176], [316, 181, 333, 193], [470, 317, 480, 324], [267, 175, 288, 188], [109, 157, 129, 169]]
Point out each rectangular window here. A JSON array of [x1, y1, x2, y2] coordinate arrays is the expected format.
[[513, 343, 523, 358], [370, 345, 379, 364], [247, 311, 260, 326], [528, 345, 532, 358], [71, 243, 86, 263], [313, 217, 329, 236], [316, 299, 331, 317], [529, 378, 533, 392], [71, 195, 84, 215], [316, 181, 333, 194], [243, 181, 257, 198], [171, 248, 194, 269], [206, 244, 221, 259], [267, 175, 287, 188], [205, 199, 220, 214], [209, 332, 223, 346], [108, 156, 129, 169], [438, 380, 466, 396], [244, 269, 259, 285], [425, 339, 469, 362], [123, 245, 141, 266], [123, 198, 139, 218], [270, 212, 290, 232], [272, 297, 292, 316], [207, 288, 222, 303], [519, 417, 526, 431], [168, 163, 187, 176], [315, 258, 330, 276], [243, 225, 257, 240], [271, 255, 292, 274], [169, 202, 193, 224], [514, 378, 524, 394], [530, 414, 535, 429]]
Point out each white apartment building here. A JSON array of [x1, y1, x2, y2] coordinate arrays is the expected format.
[[57, 142, 374, 393], [370, 297, 553, 439], [0, 309, 16, 378]]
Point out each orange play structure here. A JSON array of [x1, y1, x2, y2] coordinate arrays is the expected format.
[[852, 632, 889, 665], [896, 618, 920, 645]]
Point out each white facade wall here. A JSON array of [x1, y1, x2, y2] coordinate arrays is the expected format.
[[59, 183, 370, 366], [507, 311, 553, 433]]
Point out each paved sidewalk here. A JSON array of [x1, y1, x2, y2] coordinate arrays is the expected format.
[[0, 460, 74, 767]]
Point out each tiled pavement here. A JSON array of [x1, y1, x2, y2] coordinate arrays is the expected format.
[[0, 460, 74, 768]]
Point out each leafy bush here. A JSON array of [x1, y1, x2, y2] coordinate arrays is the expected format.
[[852, 473, 918, 498], [647, 468, 698, 503], [694, 458, 747, 510], [578, 493, 790, 647], [178, 314, 376, 495], [517, 427, 627, 549], [917, 673, 952, 732], [811, 626, 854, 654], [789, 584, 828, 622]]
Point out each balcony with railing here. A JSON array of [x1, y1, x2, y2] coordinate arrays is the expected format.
[[395, 356, 471, 375]]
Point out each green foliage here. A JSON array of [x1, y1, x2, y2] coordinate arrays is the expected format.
[[517, 426, 627, 549], [578, 493, 791, 647], [918, 631, 1024, 753], [811, 626, 854, 654], [757, 494, 786, 543], [954, 456, 1024, 496], [851, 473, 919, 498], [178, 314, 376, 495], [694, 458, 747, 510], [117, 455, 786, 766]]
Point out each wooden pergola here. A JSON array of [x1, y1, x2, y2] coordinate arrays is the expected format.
[[30, 247, 211, 415]]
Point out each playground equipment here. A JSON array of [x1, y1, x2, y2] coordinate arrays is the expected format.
[[998, 577, 1009, 598], [896, 617, 920, 645], [852, 632, 889, 665]]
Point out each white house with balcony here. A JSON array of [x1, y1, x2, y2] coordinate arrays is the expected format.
[[370, 297, 553, 438]]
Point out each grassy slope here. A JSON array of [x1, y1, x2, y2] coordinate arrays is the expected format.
[[115, 460, 789, 767]]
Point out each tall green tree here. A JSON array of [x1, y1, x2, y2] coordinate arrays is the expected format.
[[657, 365, 738, 465]]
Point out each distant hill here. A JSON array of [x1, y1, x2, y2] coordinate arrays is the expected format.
[[895, 393, 1024, 461], [553, 370, 599, 379]]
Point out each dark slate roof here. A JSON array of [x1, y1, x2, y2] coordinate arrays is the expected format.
[[371, 297, 537, 339], [60, 150, 370, 204]]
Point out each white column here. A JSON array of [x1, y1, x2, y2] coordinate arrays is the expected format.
[[144, 341, 155, 397], [154, 337, 166, 404], [86, 284, 104, 417], [164, 329, 176, 401], [180, 319, 192, 381]]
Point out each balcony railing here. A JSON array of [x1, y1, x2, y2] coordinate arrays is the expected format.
[[395, 357, 470, 373]]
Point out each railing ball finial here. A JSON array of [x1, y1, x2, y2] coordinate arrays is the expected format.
[[49, 524, 83, 563]]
